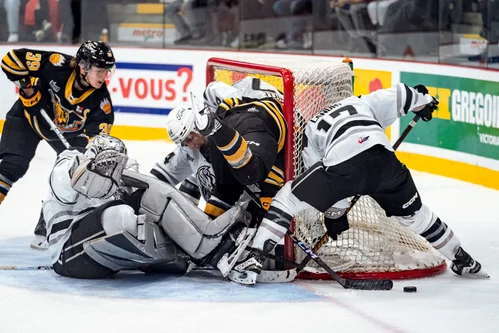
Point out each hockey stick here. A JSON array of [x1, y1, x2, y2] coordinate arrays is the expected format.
[[242, 186, 391, 289], [295, 114, 422, 273], [40, 109, 71, 149], [0, 265, 53, 270]]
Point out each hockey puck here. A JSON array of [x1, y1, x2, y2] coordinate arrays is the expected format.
[[403, 286, 417, 293]]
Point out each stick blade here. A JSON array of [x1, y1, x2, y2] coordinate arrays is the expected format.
[[344, 279, 393, 290]]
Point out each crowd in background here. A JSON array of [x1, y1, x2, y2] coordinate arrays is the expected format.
[[0, 0, 498, 67]]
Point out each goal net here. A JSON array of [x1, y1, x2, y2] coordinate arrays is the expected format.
[[206, 55, 446, 280]]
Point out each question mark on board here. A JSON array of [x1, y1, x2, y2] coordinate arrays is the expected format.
[[177, 67, 193, 102]]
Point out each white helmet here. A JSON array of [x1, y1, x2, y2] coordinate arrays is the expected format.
[[166, 105, 196, 145]]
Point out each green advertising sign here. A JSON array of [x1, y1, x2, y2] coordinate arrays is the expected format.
[[400, 72, 499, 160]]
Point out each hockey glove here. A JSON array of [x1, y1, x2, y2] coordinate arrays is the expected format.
[[413, 84, 428, 95], [324, 206, 350, 241], [412, 84, 439, 122], [18, 77, 42, 109], [195, 110, 223, 137]]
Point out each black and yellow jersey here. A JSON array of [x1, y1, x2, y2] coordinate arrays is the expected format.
[[1, 48, 114, 141], [205, 96, 287, 218]]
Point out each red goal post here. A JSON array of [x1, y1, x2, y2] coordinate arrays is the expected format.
[[206, 56, 447, 280]]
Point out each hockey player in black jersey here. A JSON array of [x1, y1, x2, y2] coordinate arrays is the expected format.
[[229, 83, 489, 285], [0, 41, 116, 248], [155, 78, 287, 227]]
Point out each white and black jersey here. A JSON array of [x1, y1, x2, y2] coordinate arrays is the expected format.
[[151, 145, 216, 201], [43, 149, 111, 264], [302, 83, 433, 168]]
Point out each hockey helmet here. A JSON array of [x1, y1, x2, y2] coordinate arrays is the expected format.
[[85, 134, 127, 159], [166, 105, 197, 146], [76, 41, 116, 70]]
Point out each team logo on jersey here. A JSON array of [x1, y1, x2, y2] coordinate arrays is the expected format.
[[100, 98, 112, 114], [247, 107, 258, 113], [49, 53, 65, 67], [49, 89, 90, 131], [358, 136, 370, 144], [196, 165, 216, 200]]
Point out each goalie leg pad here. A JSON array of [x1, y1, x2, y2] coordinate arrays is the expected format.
[[120, 170, 252, 260], [84, 220, 189, 273]]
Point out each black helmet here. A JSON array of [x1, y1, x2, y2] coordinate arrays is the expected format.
[[76, 41, 115, 70]]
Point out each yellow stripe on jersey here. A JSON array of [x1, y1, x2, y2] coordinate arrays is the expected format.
[[267, 170, 284, 185], [24, 110, 34, 128], [9, 50, 26, 70], [218, 132, 239, 151], [204, 203, 226, 218], [252, 101, 287, 152], [0, 192, 6, 204], [32, 116, 50, 140], [224, 138, 253, 169], [2, 52, 23, 70], [0, 180, 11, 190], [0, 62, 29, 76], [1, 51, 28, 75], [272, 165, 284, 179], [65, 71, 95, 105], [264, 178, 280, 186], [219, 97, 240, 111]]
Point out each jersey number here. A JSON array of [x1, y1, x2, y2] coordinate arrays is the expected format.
[[26, 52, 41, 71], [315, 105, 357, 133]]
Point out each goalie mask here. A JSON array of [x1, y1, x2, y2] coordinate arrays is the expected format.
[[85, 134, 127, 159]]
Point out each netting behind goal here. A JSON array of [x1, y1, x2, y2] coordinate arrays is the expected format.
[[206, 56, 446, 280]]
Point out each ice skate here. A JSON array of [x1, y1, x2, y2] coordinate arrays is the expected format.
[[450, 247, 489, 278]]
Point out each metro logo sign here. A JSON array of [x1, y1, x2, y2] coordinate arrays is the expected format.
[[109, 62, 193, 114]]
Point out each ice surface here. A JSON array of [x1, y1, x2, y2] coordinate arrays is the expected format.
[[1, 140, 498, 333]]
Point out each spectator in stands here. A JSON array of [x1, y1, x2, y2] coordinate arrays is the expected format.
[[366, 0, 398, 27], [218, 0, 240, 47], [71, 0, 81, 44], [166, 0, 204, 44], [273, 0, 313, 49], [24, 0, 61, 42], [332, 0, 376, 54], [81, 0, 109, 41], [1, 0, 20, 42], [379, 0, 439, 33]]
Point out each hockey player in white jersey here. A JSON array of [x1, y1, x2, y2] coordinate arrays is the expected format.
[[229, 83, 489, 285], [45, 134, 253, 278]]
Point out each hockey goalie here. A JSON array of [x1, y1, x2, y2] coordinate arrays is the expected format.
[[43, 134, 254, 279]]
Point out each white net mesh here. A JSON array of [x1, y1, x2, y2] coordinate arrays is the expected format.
[[208, 56, 445, 278]]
